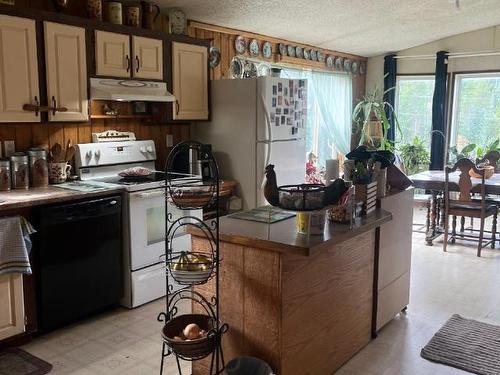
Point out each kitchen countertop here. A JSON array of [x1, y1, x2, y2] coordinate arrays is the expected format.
[[190, 208, 392, 256], [0, 185, 126, 212]]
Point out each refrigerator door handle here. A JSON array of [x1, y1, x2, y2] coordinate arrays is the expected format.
[[260, 141, 272, 189], [259, 93, 273, 142]]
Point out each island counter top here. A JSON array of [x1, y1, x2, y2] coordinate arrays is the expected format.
[[190, 208, 392, 256], [190, 207, 393, 375]]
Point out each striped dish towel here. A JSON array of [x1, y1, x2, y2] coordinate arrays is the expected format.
[[0, 216, 35, 275]]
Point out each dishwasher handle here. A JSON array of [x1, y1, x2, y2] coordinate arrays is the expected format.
[[39, 196, 122, 226]]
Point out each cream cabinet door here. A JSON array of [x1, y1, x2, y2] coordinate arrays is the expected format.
[[95, 31, 130, 78], [0, 274, 25, 341], [44, 22, 88, 122], [0, 15, 40, 123], [172, 42, 209, 120], [132, 36, 163, 80]]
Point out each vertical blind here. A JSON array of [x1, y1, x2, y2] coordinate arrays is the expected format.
[[281, 68, 353, 168]]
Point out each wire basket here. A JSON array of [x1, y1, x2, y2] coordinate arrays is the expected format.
[[278, 184, 325, 211]]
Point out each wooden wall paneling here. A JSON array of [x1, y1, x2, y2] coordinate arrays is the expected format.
[[78, 123, 92, 144], [47, 124, 64, 148], [63, 123, 79, 145], [32, 124, 49, 150], [15, 125, 33, 152], [219, 33, 230, 79]]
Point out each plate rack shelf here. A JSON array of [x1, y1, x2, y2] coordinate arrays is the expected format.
[[158, 141, 227, 375]]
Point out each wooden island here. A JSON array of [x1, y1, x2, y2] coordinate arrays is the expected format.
[[190, 208, 392, 375]]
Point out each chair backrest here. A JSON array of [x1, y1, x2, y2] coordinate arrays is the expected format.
[[476, 150, 500, 172], [445, 158, 486, 207]]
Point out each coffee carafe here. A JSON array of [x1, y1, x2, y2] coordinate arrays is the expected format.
[[141, 1, 160, 30]]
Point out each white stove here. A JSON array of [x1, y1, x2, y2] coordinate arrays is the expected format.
[[74, 135, 202, 308]]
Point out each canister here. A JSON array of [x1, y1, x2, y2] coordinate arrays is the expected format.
[[104, 1, 123, 24], [28, 148, 49, 188], [10, 153, 30, 190], [0, 159, 11, 191]]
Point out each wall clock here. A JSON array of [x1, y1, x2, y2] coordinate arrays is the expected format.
[[168, 8, 187, 35]]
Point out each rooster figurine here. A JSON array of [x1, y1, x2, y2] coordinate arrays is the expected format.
[[263, 164, 280, 206]]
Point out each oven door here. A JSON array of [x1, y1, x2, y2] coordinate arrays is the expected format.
[[128, 188, 201, 270]]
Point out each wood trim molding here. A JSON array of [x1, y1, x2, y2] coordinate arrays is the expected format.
[[189, 20, 367, 62]]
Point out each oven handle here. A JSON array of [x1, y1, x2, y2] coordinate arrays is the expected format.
[[132, 190, 166, 199]]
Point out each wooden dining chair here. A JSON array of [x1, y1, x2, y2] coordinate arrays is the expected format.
[[443, 158, 497, 256]]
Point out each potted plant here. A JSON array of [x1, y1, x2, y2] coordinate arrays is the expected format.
[[398, 136, 430, 175], [352, 86, 400, 151]]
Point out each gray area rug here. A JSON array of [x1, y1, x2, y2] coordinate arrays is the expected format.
[[421, 314, 500, 375], [0, 348, 52, 375]]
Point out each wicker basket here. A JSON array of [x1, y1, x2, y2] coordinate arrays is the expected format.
[[162, 314, 217, 359]]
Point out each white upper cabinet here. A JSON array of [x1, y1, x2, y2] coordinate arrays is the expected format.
[[95, 30, 131, 78], [132, 36, 163, 80], [0, 274, 25, 341], [172, 42, 209, 120], [44, 22, 88, 121], [95, 32, 163, 80], [0, 15, 40, 122]]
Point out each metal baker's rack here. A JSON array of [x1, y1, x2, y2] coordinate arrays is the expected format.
[[158, 141, 227, 375]]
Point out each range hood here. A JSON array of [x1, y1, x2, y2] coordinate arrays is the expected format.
[[90, 78, 175, 102]]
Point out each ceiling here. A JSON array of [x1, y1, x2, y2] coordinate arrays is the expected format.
[[159, 0, 500, 57]]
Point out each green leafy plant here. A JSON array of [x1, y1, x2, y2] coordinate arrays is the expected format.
[[398, 136, 430, 175], [449, 143, 477, 164], [353, 85, 401, 151], [476, 139, 500, 159]]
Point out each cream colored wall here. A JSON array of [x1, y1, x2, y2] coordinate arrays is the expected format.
[[366, 25, 500, 93]]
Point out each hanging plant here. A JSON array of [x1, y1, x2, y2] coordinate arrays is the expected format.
[[353, 84, 401, 151]]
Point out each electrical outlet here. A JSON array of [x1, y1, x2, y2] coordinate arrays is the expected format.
[[166, 134, 173, 148]]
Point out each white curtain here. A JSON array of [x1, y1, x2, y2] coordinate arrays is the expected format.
[[281, 68, 352, 168]]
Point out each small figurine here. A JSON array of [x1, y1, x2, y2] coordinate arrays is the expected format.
[[263, 164, 279, 206]]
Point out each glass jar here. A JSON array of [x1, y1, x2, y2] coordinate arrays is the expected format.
[[10, 153, 30, 190], [0, 159, 11, 191], [28, 148, 49, 188]]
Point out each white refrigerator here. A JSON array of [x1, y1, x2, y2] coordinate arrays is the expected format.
[[193, 77, 307, 209]]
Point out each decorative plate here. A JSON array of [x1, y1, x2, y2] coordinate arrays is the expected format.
[[279, 43, 287, 56], [326, 55, 334, 69], [230, 57, 244, 78], [248, 39, 260, 57], [351, 61, 359, 74], [310, 50, 317, 61], [209, 46, 221, 68], [317, 51, 325, 62], [235, 36, 247, 54], [335, 56, 344, 70], [303, 49, 310, 60], [262, 41, 272, 59], [295, 46, 304, 59], [287, 45, 296, 58], [359, 62, 366, 75], [257, 62, 271, 77], [243, 61, 257, 78], [344, 59, 352, 72]]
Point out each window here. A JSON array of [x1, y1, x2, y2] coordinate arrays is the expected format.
[[281, 68, 352, 174], [450, 73, 500, 150], [395, 75, 435, 148]]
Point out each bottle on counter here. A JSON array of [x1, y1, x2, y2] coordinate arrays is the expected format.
[[28, 148, 49, 188], [0, 159, 11, 191], [10, 153, 30, 190]]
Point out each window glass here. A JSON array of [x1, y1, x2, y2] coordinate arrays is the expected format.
[[395, 76, 435, 149], [451, 73, 500, 151], [281, 68, 352, 181]]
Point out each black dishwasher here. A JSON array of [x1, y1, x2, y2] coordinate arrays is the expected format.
[[35, 196, 123, 332]]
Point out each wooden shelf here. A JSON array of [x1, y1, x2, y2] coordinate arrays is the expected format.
[[90, 114, 152, 119], [275, 55, 332, 71]]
